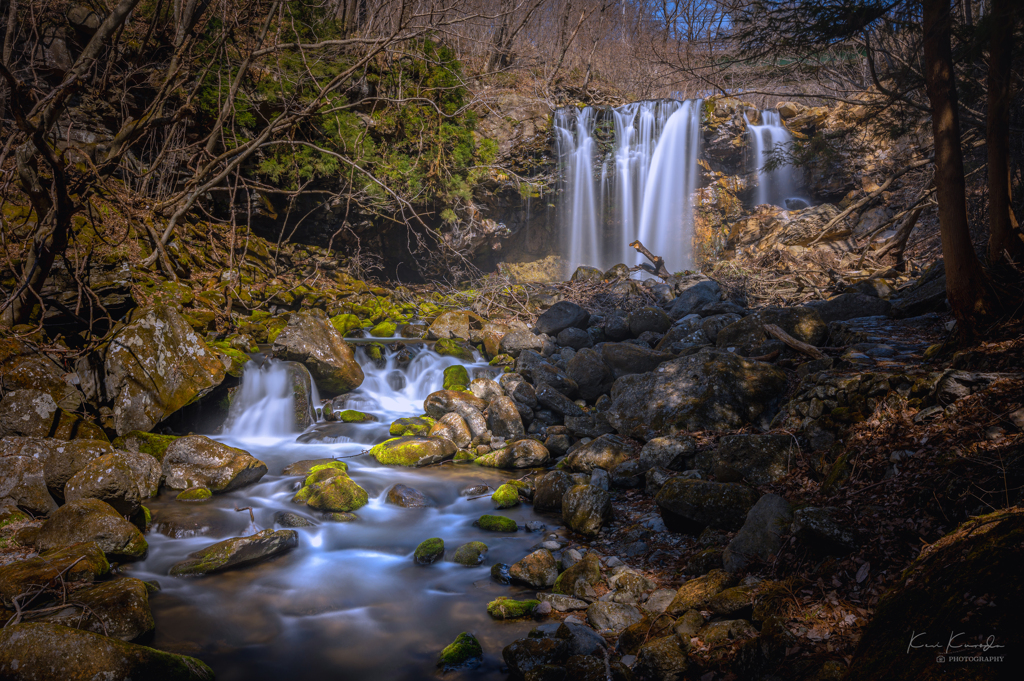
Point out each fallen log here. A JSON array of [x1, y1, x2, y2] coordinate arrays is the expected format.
[[763, 323, 826, 360]]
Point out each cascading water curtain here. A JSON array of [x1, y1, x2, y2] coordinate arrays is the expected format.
[[555, 100, 702, 275], [746, 110, 805, 209]]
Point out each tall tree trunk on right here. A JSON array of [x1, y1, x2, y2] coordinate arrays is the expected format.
[[922, 0, 993, 330], [986, 0, 1023, 265]]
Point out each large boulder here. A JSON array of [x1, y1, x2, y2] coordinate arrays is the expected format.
[[534, 470, 573, 512], [499, 329, 549, 357], [32, 498, 148, 560], [272, 311, 364, 394], [565, 348, 613, 401], [600, 343, 676, 380], [722, 493, 793, 572], [65, 450, 153, 516], [39, 577, 154, 641], [429, 412, 472, 449], [803, 292, 892, 323], [655, 478, 759, 532], [0, 542, 109, 603], [103, 306, 226, 435], [423, 389, 487, 419], [847, 508, 1024, 681], [562, 434, 634, 473], [535, 301, 590, 336], [170, 529, 299, 576], [586, 601, 643, 634], [665, 569, 736, 615], [668, 279, 722, 319], [0, 455, 57, 515], [487, 396, 525, 439], [0, 339, 82, 411], [696, 434, 798, 485], [635, 635, 690, 680], [562, 484, 612, 537], [639, 436, 696, 472], [716, 307, 827, 355], [368, 436, 457, 466], [0, 390, 106, 441], [605, 349, 788, 440], [162, 435, 267, 492], [628, 307, 673, 336], [509, 548, 559, 588], [427, 310, 486, 340], [0, 623, 214, 681], [0, 437, 114, 499], [292, 466, 368, 512]]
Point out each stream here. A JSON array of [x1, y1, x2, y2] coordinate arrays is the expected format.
[[127, 345, 557, 680]]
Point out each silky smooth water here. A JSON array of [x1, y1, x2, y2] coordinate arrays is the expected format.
[[128, 346, 556, 681], [746, 110, 807, 209], [555, 99, 702, 274]]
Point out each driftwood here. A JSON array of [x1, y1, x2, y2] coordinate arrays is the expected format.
[[763, 323, 826, 360], [629, 240, 677, 283]]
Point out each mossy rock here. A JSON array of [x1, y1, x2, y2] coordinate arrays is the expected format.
[[415, 537, 444, 565], [453, 450, 477, 462], [389, 416, 435, 437], [130, 506, 152, 533], [439, 632, 482, 669], [443, 365, 470, 391], [176, 487, 212, 502], [489, 354, 515, 366], [292, 475, 368, 512], [487, 597, 540, 620], [337, 410, 376, 423], [476, 515, 518, 532], [452, 541, 488, 566], [169, 529, 298, 576], [434, 338, 475, 361], [111, 431, 178, 463], [492, 483, 520, 508], [303, 465, 350, 487], [847, 508, 1024, 681], [368, 436, 456, 466], [209, 344, 250, 378], [369, 321, 397, 337]]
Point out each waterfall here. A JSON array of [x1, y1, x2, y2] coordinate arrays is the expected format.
[[746, 111, 807, 209], [555, 99, 701, 274], [224, 360, 319, 437]]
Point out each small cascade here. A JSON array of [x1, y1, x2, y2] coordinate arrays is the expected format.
[[746, 110, 806, 208], [555, 99, 701, 274], [223, 360, 318, 437]]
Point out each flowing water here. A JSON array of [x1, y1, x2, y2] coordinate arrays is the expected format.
[[745, 111, 808, 209], [555, 99, 702, 274], [128, 346, 557, 681]]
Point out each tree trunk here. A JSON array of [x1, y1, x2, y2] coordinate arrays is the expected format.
[[922, 0, 993, 330], [986, 0, 1023, 265], [486, 0, 515, 73]]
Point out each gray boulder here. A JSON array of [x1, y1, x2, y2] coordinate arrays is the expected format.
[[0, 623, 213, 681], [272, 312, 364, 394], [556, 327, 593, 350], [629, 307, 672, 336], [33, 498, 148, 560], [562, 484, 612, 536], [655, 478, 758, 532], [170, 529, 299, 576], [696, 433, 798, 485], [562, 434, 634, 473], [586, 601, 643, 634], [534, 470, 573, 512], [639, 436, 696, 472], [510, 548, 559, 587], [565, 348, 613, 401], [487, 396, 525, 439], [722, 493, 793, 572], [535, 301, 590, 336], [0, 455, 58, 515], [792, 506, 856, 554], [668, 279, 721, 319], [804, 292, 892, 323], [600, 343, 675, 380], [162, 435, 268, 493], [605, 349, 788, 440], [104, 306, 226, 435]]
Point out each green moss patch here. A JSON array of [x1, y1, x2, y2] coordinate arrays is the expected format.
[[476, 515, 518, 532], [491, 483, 520, 509], [176, 487, 213, 502], [439, 632, 482, 669], [414, 537, 444, 565], [443, 364, 470, 391], [111, 431, 178, 462], [486, 597, 540, 620]]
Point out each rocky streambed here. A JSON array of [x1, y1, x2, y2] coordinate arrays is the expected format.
[[2, 262, 1022, 681]]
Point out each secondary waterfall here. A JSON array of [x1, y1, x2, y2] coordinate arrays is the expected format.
[[746, 110, 807, 209], [555, 99, 702, 274]]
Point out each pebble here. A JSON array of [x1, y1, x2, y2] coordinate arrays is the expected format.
[[525, 521, 546, 532], [534, 601, 552, 616], [540, 541, 560, 550]]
